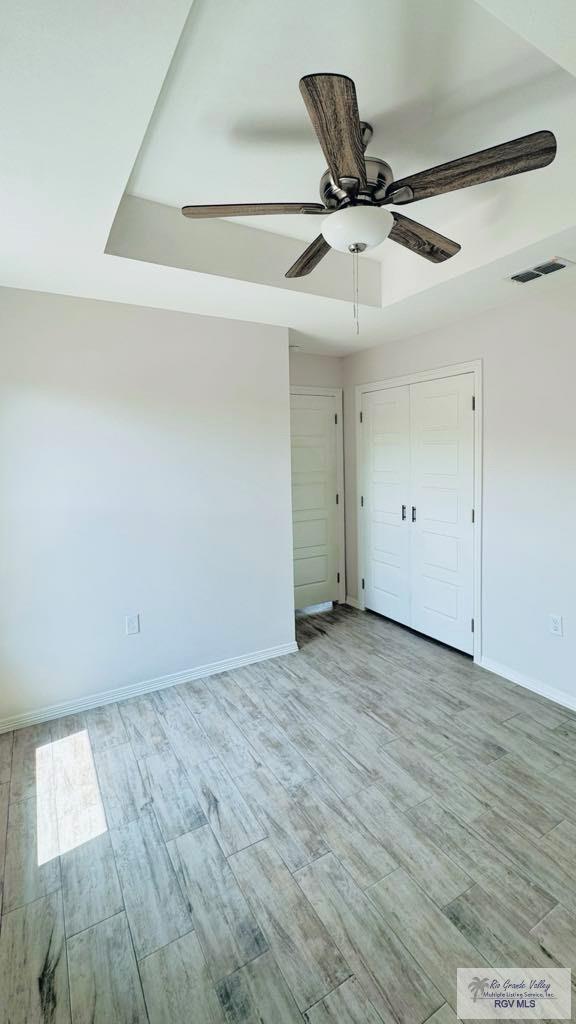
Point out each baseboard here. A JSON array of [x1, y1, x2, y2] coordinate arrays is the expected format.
[[345, 595, 364, 610], [0, 640, 299, 734], [479, 657, 576, 714]]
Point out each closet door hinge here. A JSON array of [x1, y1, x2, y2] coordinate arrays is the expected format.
[[471, 618, 475, 633], [471, 508, 475, 523], [359, 411, 363, 423], [337, 572, 340, 584], [472, 395, 476, 411], [360, 495, 364, 508], [336, 493, 339, 505], [334, 413, 338, 425], [361, 578, 365, 590]]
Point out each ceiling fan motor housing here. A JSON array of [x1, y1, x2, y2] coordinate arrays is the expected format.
[[320, 156, 394, 208]]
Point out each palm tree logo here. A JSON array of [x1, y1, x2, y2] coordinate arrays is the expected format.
[[468, 977, 490, 1002]]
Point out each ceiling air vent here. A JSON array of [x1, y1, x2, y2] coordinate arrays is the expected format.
[[511, 270, 541, 284], [510, 258, 572, 283]]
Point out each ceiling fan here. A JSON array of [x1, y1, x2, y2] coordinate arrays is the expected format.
[[182, 73, 557, 278]]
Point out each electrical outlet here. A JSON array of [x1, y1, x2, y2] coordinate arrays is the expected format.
[[125, 614, 141, 636], [549, 614, 563, 637]]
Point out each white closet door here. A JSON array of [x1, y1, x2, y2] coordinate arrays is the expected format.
[[363, 386, 411, 626], [291, 394, 339, 609], [409, 374, 474, 653]]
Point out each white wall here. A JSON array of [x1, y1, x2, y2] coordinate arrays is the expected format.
[[289, 349, 343, 389], [0, 287, 295, 726], [344, 283, 576, 706]]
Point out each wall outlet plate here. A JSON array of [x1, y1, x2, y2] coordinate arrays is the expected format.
[[125, 613, 141, 636], [549, 614, 563, 637]]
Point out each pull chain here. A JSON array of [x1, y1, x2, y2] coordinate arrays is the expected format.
[[352, 249, 360, 335]]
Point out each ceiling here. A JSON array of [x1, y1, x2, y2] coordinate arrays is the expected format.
[[2, 0, 576, 354]]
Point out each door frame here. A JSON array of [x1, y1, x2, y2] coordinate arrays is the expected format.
[[290, 386, 346, 604], [355, 360, 483, 661]]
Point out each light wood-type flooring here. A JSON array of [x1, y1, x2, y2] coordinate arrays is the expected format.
[[1, 605, 576, 1023]]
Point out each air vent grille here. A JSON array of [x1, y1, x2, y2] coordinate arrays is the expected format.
[[532, 261, 565, 275], [509, 258, 571, 284], [511, 271, 541, 284]]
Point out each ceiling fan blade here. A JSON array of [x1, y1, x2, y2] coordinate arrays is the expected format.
[[182, 202, 326, 218], [389, 213, 461, 263], [299, 74, 367, 191], [385, 130, 557, 205], [285, 234, 331, 278]]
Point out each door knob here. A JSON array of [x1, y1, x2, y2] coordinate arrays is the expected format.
[[401, 505, 407, 520], [411, 506, 417, 522]]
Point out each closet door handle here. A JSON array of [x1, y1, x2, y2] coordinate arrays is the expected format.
[[401, 504, 407, 521], [411, 506, 417, 522]]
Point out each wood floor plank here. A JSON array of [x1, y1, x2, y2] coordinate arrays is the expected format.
[[235, 765, 327, 872], [9, 722, 52, 803], [196, 706, 261, 776], [153, 689, 215, 767], [361, 746, 432, 809], [168, 824, 267, 980], [508, 712, 576, 767], [296, 852, 443, 1024], [267, 706, 370, 797], [118, 696, 170, 759], [537, 818, 576, 872], [487, 754, 576, 825], [85, 703, 128, 750], [140, 930, 225, 1024], [471, 810, 576, 915], [439, 759, 562, 841], [0, 731, 13, 784], [295, 775, 397, 888], [230, 840, 351, 1012], [216, 949, 302, 1024], [93, 742, 150, 828], [444, 882, 558, 967], [454, 707, 562, 773], [109, 808, 192, 959], [522, 704, 572, 731], [351, 785, 471, 905], [422, 1005, 459, 1024], [553, 719, 576, 742], [409, 799, 557, 929], [61, 832, 123, 938], [3, 795, 60, 912], [0, 890, 70, 1024], [139, 747, 207, 841], [305, 977, 384, 1023], [0, 781, 9, 915], [51, 723, 108, 860], [67, 911, 148, 1024], [175, 676, 217, 713], [50, 713, 87, 742], [368, 867, 489, 1010], [207, 671, 264, 723], [384, 739, 487, 821], [235, 713, 316, 789], [530, 904, 576, 964], [189, 756, 266, 856]]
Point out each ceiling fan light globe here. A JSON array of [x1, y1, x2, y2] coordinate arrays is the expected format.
[[321, 205, 394, 253]]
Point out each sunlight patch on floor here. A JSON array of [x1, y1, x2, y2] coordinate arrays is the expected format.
[[36, 729, 107, 864]]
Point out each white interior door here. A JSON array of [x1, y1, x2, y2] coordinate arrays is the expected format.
[[409, 374, 474, 653], [291, 394, 340, 609], [363, 386, 411, 626]]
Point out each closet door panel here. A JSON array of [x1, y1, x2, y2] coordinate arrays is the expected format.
[[363, 387, 411, 626], [409, 374, 474, 653]]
